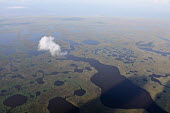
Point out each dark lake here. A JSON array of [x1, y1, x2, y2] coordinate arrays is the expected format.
[[85, 67, 92, 71], [36, 78, 45, 84], [54, 80, 64, 86], [48, 97, 80, 113], [3, 94, 27, 108], [74, 68, 83, 73], [36, 91, 41, 96], [74, 89, 86, 96]]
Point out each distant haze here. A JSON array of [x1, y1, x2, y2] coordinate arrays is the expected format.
[[0, 0, 170, 18]]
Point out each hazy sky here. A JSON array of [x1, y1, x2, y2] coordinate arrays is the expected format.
[[0, 0, 170, 18]]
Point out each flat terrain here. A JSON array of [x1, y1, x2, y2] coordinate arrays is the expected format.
[[0, 17, 170, 113]]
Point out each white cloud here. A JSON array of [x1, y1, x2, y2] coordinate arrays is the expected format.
[[7, 6, 27, 9], [38, 36, 67, 56]]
